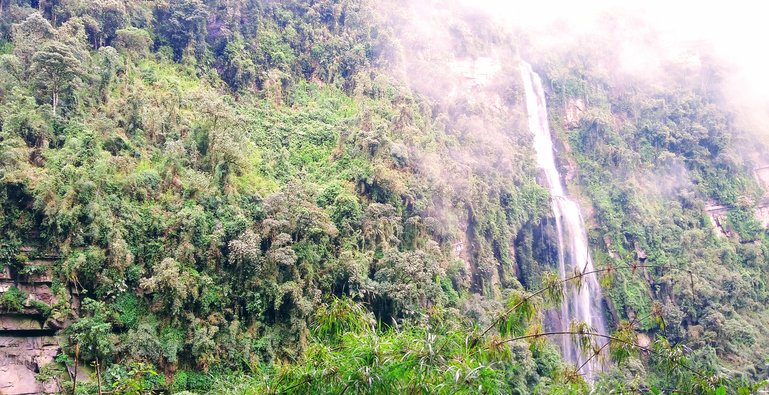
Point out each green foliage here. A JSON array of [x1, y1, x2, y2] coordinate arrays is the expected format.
[[1, 87, 51, 147], [115, 27, 151, 56], [372, 246, 445, 319], [542, 38, 769, 389], [160, 325, 185, 363], [29, 299, 53, 318], [65, 298, 115, 362], [11, 12, 55, 65], [499, 290, 538, 337], [153, 0, 208, 60], [0, 1, 765, 393], [220, 35, 256, 91], [36, 361, 66, 384], [104, 362, 161, 395], [172, 370, 214, 392], [0, 41, 13, 55], [727, 203, 762, 241], [0, 285, 27, 312], [210, 299, 552, 394], [122, 322, 163, 362], [112, 293, 142, 329], [139, 257, 195, 316], [30, 40, 83, 115], [313, 297, 373, 344]]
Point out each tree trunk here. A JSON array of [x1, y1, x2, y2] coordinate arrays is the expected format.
[[96, 357, 102, 395], [52, 90, 58, 115], [71, 343, 79, 394]]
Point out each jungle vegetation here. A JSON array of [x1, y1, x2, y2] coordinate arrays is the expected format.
[[0, 0, 766, 393]]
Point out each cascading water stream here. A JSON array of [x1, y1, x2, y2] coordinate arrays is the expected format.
[[519, 61, 608, 381]]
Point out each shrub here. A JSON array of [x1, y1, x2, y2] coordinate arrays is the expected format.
[[1, 286, 26, 312]]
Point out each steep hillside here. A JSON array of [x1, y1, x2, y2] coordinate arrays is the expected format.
[[0, 1, 766, 394], [534, 33, 769, 383]]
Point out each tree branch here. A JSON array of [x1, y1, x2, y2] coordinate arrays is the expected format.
[[479, 263, 693, 339], [496, 330, 705, 379]]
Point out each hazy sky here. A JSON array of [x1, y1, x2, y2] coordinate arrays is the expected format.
[[462, 0, 766, 68], [459, 0, 769, 135]]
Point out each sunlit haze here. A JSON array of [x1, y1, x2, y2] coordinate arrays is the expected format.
[[460, 0, 769, 134]]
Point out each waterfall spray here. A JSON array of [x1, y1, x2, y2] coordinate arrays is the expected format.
[[520, 61, 608, 381]]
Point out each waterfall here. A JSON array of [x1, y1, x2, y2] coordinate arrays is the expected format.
[[519, 61, 608, 381]]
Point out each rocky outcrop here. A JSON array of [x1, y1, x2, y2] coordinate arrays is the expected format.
[[0, 336, 60, 395], [705, 163, 769, 237], [603, 235, 618, 259], [753, 165, 769, 190], [755, 198, 769, 228], [563, 98, 585, 129], [705, 198, 769, 238], [0, 249, 72, 395], [705, 203, 733, 238], [754, 165, 769, 227]]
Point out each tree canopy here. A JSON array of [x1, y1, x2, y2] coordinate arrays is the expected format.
[[0, 1, 766, 394]]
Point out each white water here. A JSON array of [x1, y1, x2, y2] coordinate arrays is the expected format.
[[520, 61, 608, 380]]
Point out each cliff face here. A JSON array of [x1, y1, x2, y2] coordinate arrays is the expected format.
[[538, 34, 769, 379], [754, 166, 769, 227], [0, 336, 60, 394], [704, 166, 769, 239], [0, 247, 75, 395], [1, 0, 769, 392], [0, 1, 554, 390]]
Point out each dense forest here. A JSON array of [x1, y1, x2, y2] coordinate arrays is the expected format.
[[0, 0, 767, 394]]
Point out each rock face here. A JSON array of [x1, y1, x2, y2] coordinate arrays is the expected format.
[[705, 203, 732, 238], [755, 198, 769, 228], [563, 98, 585, 129], [753, 165, 769, 190], [754, 166, 769, 228], [704, 166, 769, 238], [0, 249, 70, 395], [705, 198, 769, 239], [0, 336, 60, 394]]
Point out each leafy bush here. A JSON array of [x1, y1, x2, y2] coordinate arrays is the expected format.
[[0, 286, 27, 312]]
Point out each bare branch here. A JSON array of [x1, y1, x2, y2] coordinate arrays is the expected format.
[[479, 264, 694, 339], [495, 330, 706, 379]]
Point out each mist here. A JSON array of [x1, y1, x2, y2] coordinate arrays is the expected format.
[[461, 0, 769, 149], [363, 0, 769, 292]]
